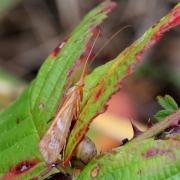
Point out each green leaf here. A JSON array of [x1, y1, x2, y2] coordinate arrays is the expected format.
[[157, 95, 178, 112], [154, 109, 173, 121], [64, 2, 180, 161], [77, 135, 180, 180], [0, 1, 180, 179], [0, 2, 114, 179], [30, 1, 116, 137], [0, 84, 46, 179], [155, 95, 178, 121]]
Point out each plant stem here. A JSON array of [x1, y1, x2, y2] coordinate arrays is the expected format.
[[132, 108, 180, 142]]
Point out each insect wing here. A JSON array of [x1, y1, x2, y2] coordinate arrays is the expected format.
[[39, 91, 76, 164]]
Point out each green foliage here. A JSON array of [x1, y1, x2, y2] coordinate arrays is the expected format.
[[64, 2, 180, 160], [30, 1, 113, 137], [157, 95, 178, 111], [0, 1, 179, 179], [0, 84, 46, 179], [155, 95, 178, 121], [0, 2, 113, 179], [77, 134, 180, 180]]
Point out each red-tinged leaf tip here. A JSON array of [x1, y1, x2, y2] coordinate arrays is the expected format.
[[134, 5, 180, 64], [50, 36, 70, 58], [102, 1, 117, 13], [171, 5, 180, 25], [150, 6, 180, 47], [2, 160, 39, 180]]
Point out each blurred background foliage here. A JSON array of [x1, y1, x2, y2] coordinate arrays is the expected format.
[[0, 0, 179, 171]]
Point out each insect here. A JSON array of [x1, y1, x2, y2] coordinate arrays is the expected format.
[[39, 30, 100, 165], [39, 25, 130, 166]]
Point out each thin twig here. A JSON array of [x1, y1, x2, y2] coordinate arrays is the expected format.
[[132, 108, 180, 142]]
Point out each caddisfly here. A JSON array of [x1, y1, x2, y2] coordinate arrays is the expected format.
[[39, 30, 100, 165]]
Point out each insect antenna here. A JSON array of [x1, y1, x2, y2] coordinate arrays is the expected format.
[[89, 25, 132, 67], [79, 28, 101, 82]]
